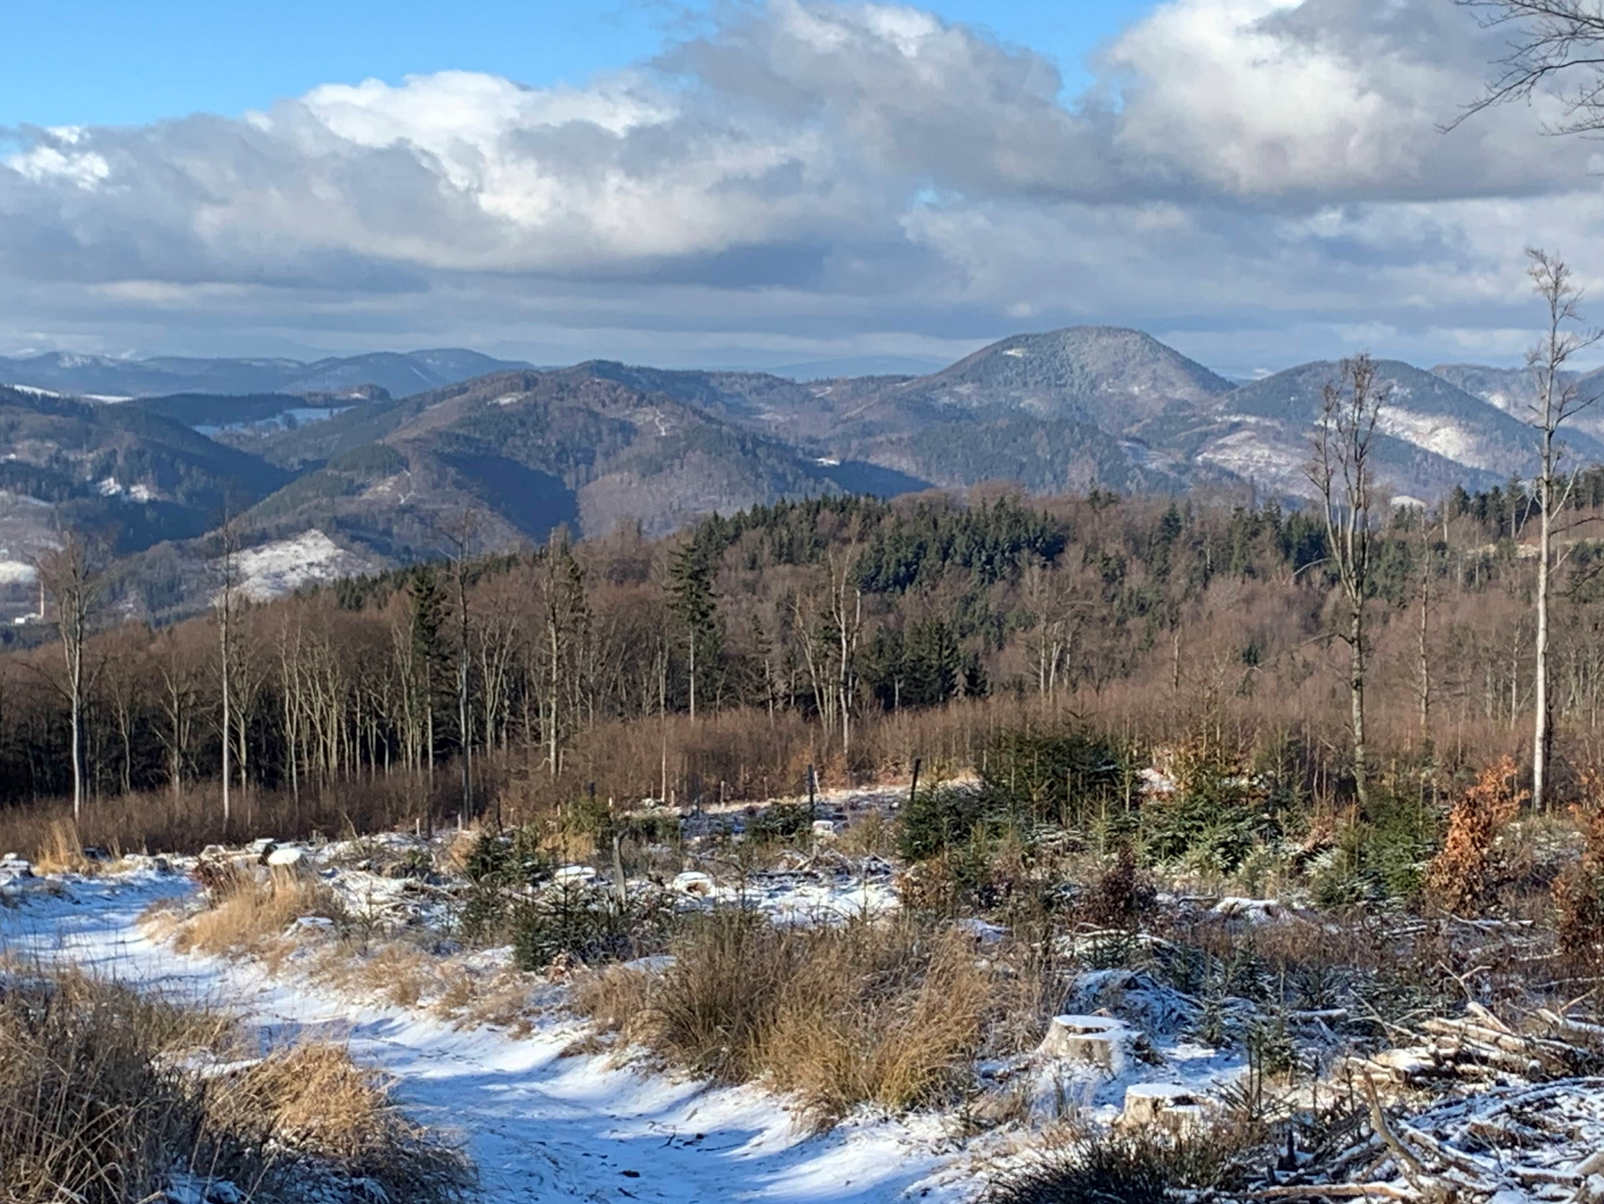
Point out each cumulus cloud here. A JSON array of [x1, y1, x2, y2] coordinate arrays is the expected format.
[[1, 0, 1602, 367]]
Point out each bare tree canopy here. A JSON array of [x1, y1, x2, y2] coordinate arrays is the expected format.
[[1454, 1, 1604, 133]]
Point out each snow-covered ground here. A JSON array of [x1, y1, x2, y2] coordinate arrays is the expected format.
[[0, 868, 984, 1203]]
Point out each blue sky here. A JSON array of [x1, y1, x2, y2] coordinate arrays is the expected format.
[[0, 0, 1153, 128]]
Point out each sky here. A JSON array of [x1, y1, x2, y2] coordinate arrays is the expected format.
[[2, 0, 1601, 376], [0, 2, 1149, 128]]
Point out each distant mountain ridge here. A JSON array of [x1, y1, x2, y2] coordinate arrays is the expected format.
[[0, 326, 1598, 626], [0, 349, 533, 399]]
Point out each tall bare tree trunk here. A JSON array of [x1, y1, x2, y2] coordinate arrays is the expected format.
[[216, 515, 241, 831], [1349, 601, 1367, 796], [36, 531, 103, 824], [1308, 355, 1388, 810], [1417, 508, 1433, 742], [1525, 248, 1600, 811]]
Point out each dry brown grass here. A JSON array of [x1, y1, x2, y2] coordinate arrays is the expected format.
[[173, 865, 347, 958], [569, 962, 655, 1038], [0, 966, 471, 1204], [763, 924, 994, 1120], [30, 820, 97, 875], [310, 941, 437, 1009], [205, 1043, 473, 1200], [572, 909, 1030, 1125]]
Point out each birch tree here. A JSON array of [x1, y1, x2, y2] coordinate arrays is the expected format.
[[1524, 248, 1600, 811], [34, 530, 105, 821], [1308, 354, 1388, 809], [214, 513, 244, 829], [442, 511, 482, 825], [826, 548, 864, 761]]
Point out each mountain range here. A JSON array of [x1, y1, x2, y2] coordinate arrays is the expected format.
[[0, 349, 533, 401], [0, 328, 1593, 625]]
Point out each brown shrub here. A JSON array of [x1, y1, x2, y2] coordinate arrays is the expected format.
[[1426, 756, 1527, 916], [1077, 847, 1156, 928]]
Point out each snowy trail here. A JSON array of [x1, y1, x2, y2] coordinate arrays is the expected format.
[[0, 874, 972, 1204]]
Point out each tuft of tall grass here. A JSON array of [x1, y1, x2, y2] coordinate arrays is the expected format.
[[173, 865, 347, 958], [0, 966, 472, 1204], [574, 908, 1030, 1125]]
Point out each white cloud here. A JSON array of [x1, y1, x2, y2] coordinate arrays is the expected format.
[[5, 144, 111, 189], [0, 0, 1600, 368]]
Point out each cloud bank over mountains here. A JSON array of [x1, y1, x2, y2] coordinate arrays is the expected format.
[[2, 0, 1600, 372]]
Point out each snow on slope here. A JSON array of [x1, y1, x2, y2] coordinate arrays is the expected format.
[[235, 530, 378, 601], [1377, 409, 1490, 470], [0, 872, 974, 1204], [4, 382, 133, 402]]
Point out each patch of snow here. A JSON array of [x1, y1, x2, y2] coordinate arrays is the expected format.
[[1002, 348, 1027, 358], [1377, 410, 1488, 468], [0, 489, 51, 507], [1195, 429, 1308, 494], [1139, 766, 1178, 797], [97, 477, 161, 503], [3, 383, 129, 403], [233, 530, 373, 602], [0, 560, 36, 584]]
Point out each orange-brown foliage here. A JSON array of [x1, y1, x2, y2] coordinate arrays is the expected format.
[[1425, 755, 1528, 916]]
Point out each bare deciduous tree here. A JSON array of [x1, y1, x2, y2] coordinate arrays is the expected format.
[[1309, 354, 1389, 809], [1452, 1, 1604, 134], [826, 548, 864, 761], [1524, 248, 1600, 810], [441, 509, 483, 825], [214, 512, 244, 830], [1416, 505, 1438, 743], [34, 530, 105, 821]]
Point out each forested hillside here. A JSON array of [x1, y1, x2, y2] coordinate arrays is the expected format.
[[3, 480, 1600, 837]]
